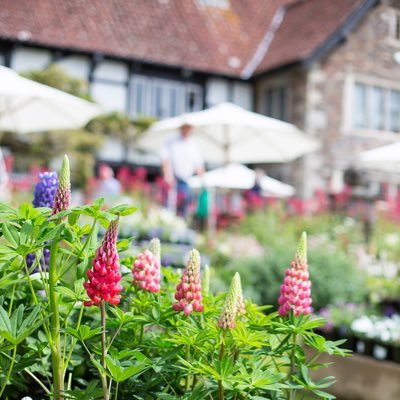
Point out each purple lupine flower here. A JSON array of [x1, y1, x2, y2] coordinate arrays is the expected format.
[[26, 172, 58, 271], [52, 155, 71, 215], [278, 232, 312, 316], [84, 219, 122, 306], [26, 248, 51, 272], [32, 172, 59, 208]]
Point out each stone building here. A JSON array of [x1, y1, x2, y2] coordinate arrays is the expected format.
[[0, 0, 397, 196]]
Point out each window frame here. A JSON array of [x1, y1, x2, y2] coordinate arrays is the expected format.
[[130, 74, 203, 118], [344, 74, 400, 136]]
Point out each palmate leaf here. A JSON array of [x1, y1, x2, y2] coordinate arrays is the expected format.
[[65, 325, 103, 341], [0, 304, 42, 345], [105, 355, 150, 383], [234, 367, 287, 392]]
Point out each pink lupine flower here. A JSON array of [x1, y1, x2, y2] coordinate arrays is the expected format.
[[218, 272, 245, 330], [173, 249, 203, 316], [84, 219, 122, 306], [278, 232, 312, 316], [132, 238, 161, 293], [52, 155, 71, 215]]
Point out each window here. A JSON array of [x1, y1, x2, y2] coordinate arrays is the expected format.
[[264, 86, 287, 121], [389, 11, 400, 41], [197, 0, 230, 9], [130, 75, 203, 118], [353, 82, 400, 133]]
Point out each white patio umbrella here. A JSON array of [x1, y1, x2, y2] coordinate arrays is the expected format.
[[189, 163, 295, 197], [359, 141, 400, 173], [138, 102, 319, 164], [0, 66, 102, 134]]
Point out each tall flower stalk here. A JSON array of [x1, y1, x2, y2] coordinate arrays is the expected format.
[[132, 238, 161, 293], [49, 155, 71, 399], [218, 272, 245, 330], [84, 218, 122, 400], [217, 272, 245, 400], [27, 172, 58, 272], [278, 232, 312, 400], [278, 232, 312, 317], [173, 249, 203, 316]]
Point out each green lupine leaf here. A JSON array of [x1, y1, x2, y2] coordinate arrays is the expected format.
[[20, 221, 33, 245], [36, 223, 65, 244], [10, 304, 24, 338], [15, 306, 42, 345], [311, 389, 336, 399], [65, 325, 103, 341], [1, 223, 18, 248], [55, 286, 78, 302], [68, 212, 80, 226], [106, 204, 137, 216], [0, 305, 12, 336]]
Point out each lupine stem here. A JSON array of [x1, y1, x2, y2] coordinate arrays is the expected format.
[[100, 301, 109, 400], [0, 345, 17, 397], [288, 333, 298, 400], [49, 241, 64, 399], [218, 331, 226, 400], [185, 344, 191, 392]]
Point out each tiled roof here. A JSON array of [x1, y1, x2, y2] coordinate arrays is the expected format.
[[255, 0, 369, 75], [0, 0, 369, 78]]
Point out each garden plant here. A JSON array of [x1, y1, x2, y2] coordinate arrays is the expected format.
[[0, 156, 349, 400]]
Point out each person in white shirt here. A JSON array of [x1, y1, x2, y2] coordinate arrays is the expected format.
[[160, 123, 204, 218]]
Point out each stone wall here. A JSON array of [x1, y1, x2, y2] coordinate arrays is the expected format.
[[310, 351, 400, 400], [315, 0, 400, 172], [255, 1, 400, 196]]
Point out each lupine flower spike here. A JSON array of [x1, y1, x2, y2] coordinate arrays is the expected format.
[[132, 238, 161, 293], [278, 232, 312, 316], [27, 172, 59, 271], [173, 249, 204, 316], [84, 219, 122, 306], [218, 272, 245, 330], [52, 155, 71, 215], [33, 172, 59, 208]]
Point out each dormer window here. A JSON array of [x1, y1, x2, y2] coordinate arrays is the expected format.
[[197, 0, 230, 10]]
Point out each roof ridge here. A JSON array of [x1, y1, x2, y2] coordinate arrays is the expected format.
[[240, 5, 286, 79]]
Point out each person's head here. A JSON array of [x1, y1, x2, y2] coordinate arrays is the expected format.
[[180, 123, 194, 139], [98, 163, 114, 180]]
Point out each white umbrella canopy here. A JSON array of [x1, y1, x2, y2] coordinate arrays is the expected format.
[[0, 66, 102, 134], [359, 141, 400, 173], [138, 102, 319, 164], [189, 163, 295, 197]]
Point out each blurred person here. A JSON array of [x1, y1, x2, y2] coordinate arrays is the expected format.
[[92, 163, 122, 206], [161, 123, 204, 218], [0, 148, 10, 202]]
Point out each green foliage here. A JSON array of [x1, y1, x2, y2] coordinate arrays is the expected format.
[[0, 194, 347, 399], [22, 64, 92, 100]]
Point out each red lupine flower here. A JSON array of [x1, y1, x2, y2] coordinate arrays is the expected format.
[[84, 219, 122, 306], [52, 155, 71, 215], [132, 238, 161, 293], [278, 232, 312, 316], [173, 249, 204, 316]]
